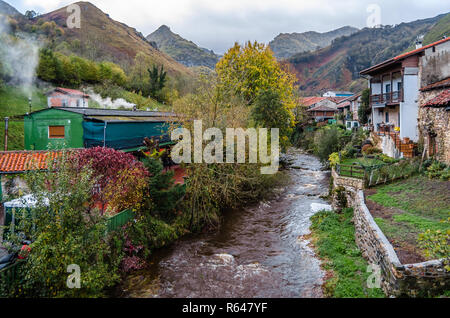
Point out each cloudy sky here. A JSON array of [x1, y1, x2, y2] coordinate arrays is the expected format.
[[8, 0, 450, 53]]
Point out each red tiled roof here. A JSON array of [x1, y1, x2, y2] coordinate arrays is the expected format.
[[420, 77, 450, 92], [337, 101, 351, 108], [361, 37, 450, 75], [300, 97, 327, 107], [394, 37, 450, 61], [0, 151, 62, 174], [307, 105, 338, 112], [422, 89, 450, 107], [328, 97, 348, 104], [47, 88, 89, 98]]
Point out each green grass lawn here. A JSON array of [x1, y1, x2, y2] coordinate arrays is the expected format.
[[310, 208, 386, 298], [0, 85, 47, 150], [367, 175, 450, 262]]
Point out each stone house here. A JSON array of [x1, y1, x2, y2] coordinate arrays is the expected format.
[[46, 87, 90, 108], [360, 37, 450, 158], [418, 78, 450, 164]]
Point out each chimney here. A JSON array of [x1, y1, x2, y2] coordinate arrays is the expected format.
[[4, 117, 9, 152], [415, 37, 423, 50]]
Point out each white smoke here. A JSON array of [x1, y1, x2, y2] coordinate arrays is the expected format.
[[88, 91, 137, 109], [0, 14, 40, 96]]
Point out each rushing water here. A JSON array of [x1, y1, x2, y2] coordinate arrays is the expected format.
[[120, 149, 331, 298]]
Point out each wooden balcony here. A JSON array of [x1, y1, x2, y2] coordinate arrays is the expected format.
[[370, 90, 403, 106]]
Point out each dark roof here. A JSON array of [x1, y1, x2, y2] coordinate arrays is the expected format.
[[360, 37, 450, 76], [46, 88, 89, 98], [420, 77, 450, 92], [58, 107, 176, 117], [307, 105, 338, 112]]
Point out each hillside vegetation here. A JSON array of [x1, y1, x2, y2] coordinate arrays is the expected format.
[[287, 14, 447, 95], [269, 26, 358, 59], [147, 25, 220, 69]]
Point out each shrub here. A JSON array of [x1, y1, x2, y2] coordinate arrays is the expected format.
[[363, 146, 382, 155], [426, 161, 449, 181], [418, 218, 450, 271]]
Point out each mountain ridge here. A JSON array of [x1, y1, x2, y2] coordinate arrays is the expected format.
[[0, 0, 21, 16], [269, 26, 359, 59], [147, 25, 220, 69]]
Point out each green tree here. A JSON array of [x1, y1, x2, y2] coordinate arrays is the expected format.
[[358, 88, 371, 125], [148, 65, 167, 102]]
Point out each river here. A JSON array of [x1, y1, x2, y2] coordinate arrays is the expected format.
[[120, 149, 331, 298]]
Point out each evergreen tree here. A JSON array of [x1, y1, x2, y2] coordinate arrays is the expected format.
[[147, 65, 167, 102]]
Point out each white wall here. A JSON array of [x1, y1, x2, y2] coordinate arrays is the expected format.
[[400, 67, 419, 141]]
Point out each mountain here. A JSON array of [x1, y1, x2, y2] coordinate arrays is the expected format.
[[286, 14, 448, 95], [0, 0, 20, 16], [147, 25, 220, 69], [269, 26, 359, 59], [39, 2, 192, 77]]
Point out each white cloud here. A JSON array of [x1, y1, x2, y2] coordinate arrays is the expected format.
[[11, 0, 450, 53]]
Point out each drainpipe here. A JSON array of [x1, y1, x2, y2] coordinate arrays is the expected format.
[[4, 117, 9, 151], [103, 122, 107, 148]]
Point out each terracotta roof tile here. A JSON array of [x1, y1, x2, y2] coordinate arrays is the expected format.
[[0, 151, 62, 173], [422, 89, 450, 107], [307, 105, 338, 112], [394, 37, 450, 61], [300, 97, 327, 107], [337, 101, 351, 108]]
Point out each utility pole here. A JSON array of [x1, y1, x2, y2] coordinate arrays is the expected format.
[[4, 117, 9, 151]]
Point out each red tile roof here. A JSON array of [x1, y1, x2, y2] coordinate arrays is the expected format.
[[394, 37, 450, 61], [361, 37, 450, 75], [307, 105, 338, 112], [420, 77, 450, 92], [47, 88, 89, 98], [300, 97, 327, 107], [422, 89, 450, 107], [337, 101, 351, 108], [0, 151, 62, 174]]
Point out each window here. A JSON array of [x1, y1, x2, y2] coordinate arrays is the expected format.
[[49, 126, 65, 139], [62, 99, 68, 107], [385, 112, 389, 123], [386, 84, 391, 93], [397, 82, 402, 91]]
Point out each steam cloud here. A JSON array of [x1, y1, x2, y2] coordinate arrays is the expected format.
[[88, 91, 137, 109], [0, 14, 40, 96]]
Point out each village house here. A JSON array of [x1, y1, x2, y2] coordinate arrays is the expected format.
[[337, 94, 362, 129], [46, 88, 90, 108], [360, 37, 450, 159], [306, 104, 339, 122], [23, 108, 177, 152]]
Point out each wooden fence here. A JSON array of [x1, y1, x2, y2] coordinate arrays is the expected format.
[[0, 209, 135, 295]]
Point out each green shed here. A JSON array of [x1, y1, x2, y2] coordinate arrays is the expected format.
[[24, 108, 176, 151]]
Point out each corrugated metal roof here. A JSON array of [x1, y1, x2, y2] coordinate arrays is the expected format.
[[58, 107, 176, 117], [85, 116, 176, 123]]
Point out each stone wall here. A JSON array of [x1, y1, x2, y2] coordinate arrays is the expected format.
[[353, 191, 449, 297], [418, 88, 450, 165], [331, 168, 365, 190]]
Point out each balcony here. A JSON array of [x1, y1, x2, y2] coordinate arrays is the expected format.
[[370, 90, 403, 106]]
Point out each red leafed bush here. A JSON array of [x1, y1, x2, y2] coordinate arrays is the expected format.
[[74, 147, 149, 214]]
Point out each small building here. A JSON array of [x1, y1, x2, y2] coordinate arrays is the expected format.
[[323, 91, 354, 98], [46, 88, 90, 108], [23, 108, 177, 152], [300, 96, 341, 110], [418, 78, 450, 164], [307, 104, 338, 122]]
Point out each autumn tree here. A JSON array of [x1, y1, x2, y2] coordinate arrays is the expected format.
[[216, 41, 298, 148]]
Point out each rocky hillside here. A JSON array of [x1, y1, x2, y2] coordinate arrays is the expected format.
[[286, 14, 448, 95], [269, 26, 358, 59], [38, 2, 192, 77], [0, 0, 20, 16], [147, 25, 220, 69]]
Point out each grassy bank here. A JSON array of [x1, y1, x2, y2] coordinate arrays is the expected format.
[[366, 175, 449, 263], [0, 85, 46, 150], [310, 208, 385, 298]]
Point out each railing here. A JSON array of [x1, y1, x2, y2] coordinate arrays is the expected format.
[[336, 164, 366, 179], [370, 89, 403, 105], [0, 260, 25, 295], [0, 209, 134, 295], [106, 209, 135, 233]]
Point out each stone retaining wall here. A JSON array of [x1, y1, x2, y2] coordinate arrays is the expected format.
[[331, 168, 365, 190], [353, 190, 449, 297]]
